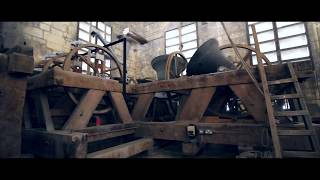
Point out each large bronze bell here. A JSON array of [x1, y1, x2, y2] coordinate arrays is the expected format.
[[186, 38, 235, 76], [151, 54, 187, 80]]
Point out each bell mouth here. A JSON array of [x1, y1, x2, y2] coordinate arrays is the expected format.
[[151, 54, 187, 80]]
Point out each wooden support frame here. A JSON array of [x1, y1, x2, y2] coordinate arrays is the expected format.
[[109, 92, 133, 123], [33, 90, 55, 131], [136, 122, 267, 147], [28, 67, 121, 92], [229, 84, 266, 122], [131, 93, 155, 121], [87, 138, 154, 158], [176, 87, 216, 121], [22, 129, 88, 158], [127, 62, 313, 94], [63, 89, 105, 130]]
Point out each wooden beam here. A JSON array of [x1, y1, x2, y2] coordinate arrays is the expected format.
[[63, 89, 105, 130], [176, 87, 216, 121], [127, 62, 313, 94], [22, 129, 87, 158], [86, 129, 136, 143], [109, 92, 133, 123], [136, 122, 266, 147], [87, 138, 154, 158], [28, 67, 122, 92], [74, 123, 138, 142], [34, 91, 55, 131], [0, 53, 31, 158], [129, 70, 254, 94], [131, 93, 155, 121], [229, 84, 266, 122]]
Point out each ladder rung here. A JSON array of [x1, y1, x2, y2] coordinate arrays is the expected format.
[[278, 130, 313, 136], [282, 151, 320, 158], [268, 78, 295, 85], [271, 94, 302, 100], [274, 110, 309, 116]]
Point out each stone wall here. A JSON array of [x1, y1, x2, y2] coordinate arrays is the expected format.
[[0, 22, 78, 64]]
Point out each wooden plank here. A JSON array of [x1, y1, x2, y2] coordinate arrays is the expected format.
[[282, 151, 320, 158], [128, 70, 254, 94], [87, 138, 154, 158], [271, 94, 302, 100], [200, 116, 233, 123], [278, 130, 313, 136], [131, 93, 155, 121], [34, 91, 55, 131], [268, 78, 295, 85], [0, 53, 31, 158], [74, 123, 138, 142], [21, 129, 87, 158], [274, 110, 309, 116], [136, 122, 266, 147], [63, 89, 105, 130], [109, 92, 133, 123], [176, 87, 216, 121], [252, 25, 282, 158], [229, 84, 266, 122], [28, 67, 122, 92], [8, 53, 34, 75], [75, 123, 138, 134], [86, 129, 136, 143]]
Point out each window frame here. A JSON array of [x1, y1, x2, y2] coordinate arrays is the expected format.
[[246, 22, 313, 65], [164, 23, 199, 61]]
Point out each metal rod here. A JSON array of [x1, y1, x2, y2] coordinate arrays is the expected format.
[[104, 38, 126, 48], [123, 38, 127, 100], [220, 22, 263, 95]]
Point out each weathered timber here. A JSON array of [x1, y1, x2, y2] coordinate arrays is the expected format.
[[229, 84, 266, 122], [131, 93, 155, 121], [127, 62, 313, 94], [176, 87, 216, 121], [22, 129, 87, 158], [33, 90, 55, 131], [75, 123, 138, 142], [136, 122, 267, 147], [109, 92, 133, 123], [63, 89, 105, 130], [28, 67, 122, 92], [87, 138, 154, 158], [0, 53, 33, 158]]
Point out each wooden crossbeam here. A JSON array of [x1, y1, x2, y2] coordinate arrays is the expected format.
[[87, 138, 154, 158], [131, 93, 155, 121], [176, 87, 216, 121], [63, 89, 105, 130], [109, 92, 133, 123], [229, 84, 266, 122]]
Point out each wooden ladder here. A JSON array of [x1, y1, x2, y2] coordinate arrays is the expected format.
[[251, 25, 320, 158], [267, 63, 320, 158]]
